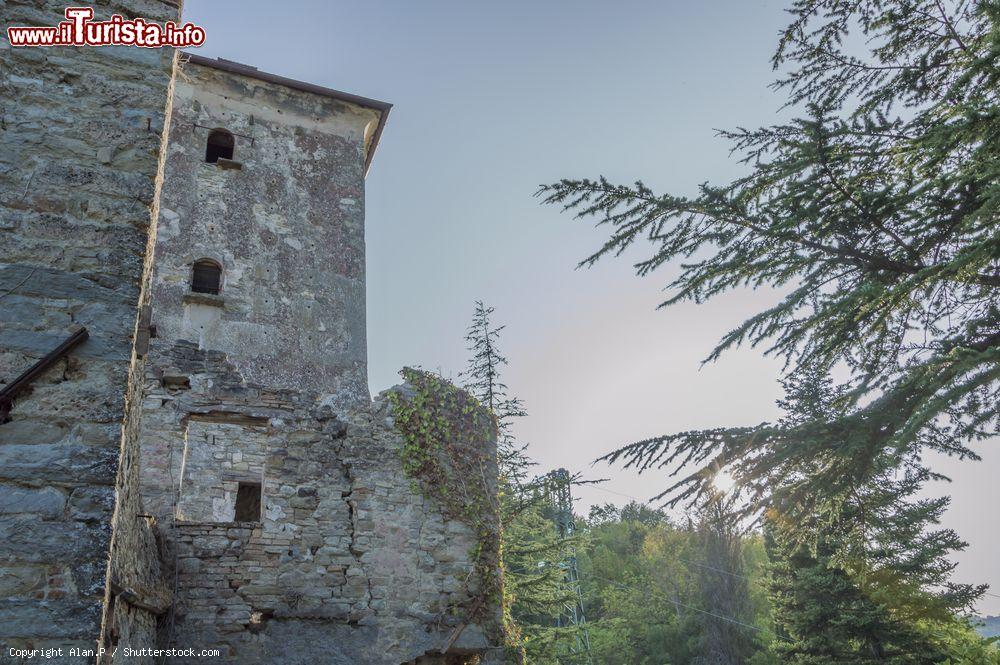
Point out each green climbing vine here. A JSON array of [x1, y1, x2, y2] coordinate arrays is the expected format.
[[387, 367, 506, 636]]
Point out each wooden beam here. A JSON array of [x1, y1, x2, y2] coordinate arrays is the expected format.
[[0, 325, 88, 422]]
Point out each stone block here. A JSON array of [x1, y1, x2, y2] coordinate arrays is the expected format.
[[0, 599, 101, 639], [0, 566, 46, 598], [0, 420, 68, 446], [0, 485, 66, 518], [0, 444, 117, 484], [0, 518, 108, 564], [67, 486, 114, 521]]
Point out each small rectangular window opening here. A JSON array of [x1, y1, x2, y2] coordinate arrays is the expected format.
[[234, 482, 262, 523], [191, 260, 222, 295]]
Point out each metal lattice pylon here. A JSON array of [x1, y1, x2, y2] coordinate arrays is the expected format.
[[546, 468, 592, 664]]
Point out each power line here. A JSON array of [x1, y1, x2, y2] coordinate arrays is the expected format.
[[595, 570, 995, 650], [679, 557, 1000, 610], [671, 598, 769, 635], [575, 484, 770, 635], [677, 556, 754, 582], [587, 483, 646, 503], [590, 574, 770, 635]]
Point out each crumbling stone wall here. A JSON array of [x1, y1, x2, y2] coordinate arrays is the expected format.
[[0, 1, 179, 660], [134, 59, 502, 663], [138, 354, 501, 663]]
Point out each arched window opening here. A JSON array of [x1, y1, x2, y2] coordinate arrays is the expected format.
[[205, 129, 234, 163], [191, 259, 222, 295]]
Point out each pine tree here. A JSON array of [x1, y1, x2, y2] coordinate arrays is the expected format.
[[539, 0, 997, 616], [463, 301, 529, 487], [461, 301, 583, 662], [764, 369, 977, 662], [539, 0, 999, 516]]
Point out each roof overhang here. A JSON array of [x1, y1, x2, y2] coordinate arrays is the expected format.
[[181, 53, 391, 176]]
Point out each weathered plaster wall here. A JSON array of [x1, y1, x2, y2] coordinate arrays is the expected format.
[[138, 62, 502, 663], [148, 59, 379, 400], [0, 1, 179, 659]]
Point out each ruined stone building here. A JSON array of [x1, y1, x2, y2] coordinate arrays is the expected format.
[[1, 3, 502, 663]]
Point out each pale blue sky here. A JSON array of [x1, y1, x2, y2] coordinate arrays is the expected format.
[[183, 0, 998, 614]]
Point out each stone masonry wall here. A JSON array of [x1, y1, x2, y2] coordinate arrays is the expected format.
[[0, 25, 502, 661], [138, 344, 500, 663], [175, 420, 269, 523], [0, 1, 179, 660], [134, 59, 502, 662]]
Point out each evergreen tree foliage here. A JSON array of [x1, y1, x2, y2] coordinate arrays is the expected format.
[[764, 369, 971, 663], [538, 0, 1000, 520], [570, 498, 996, 664], [460, 302, 583, 662], [538, 0, 998, 627], [463, 301, 530, 487], [767, 520, 949, 665]]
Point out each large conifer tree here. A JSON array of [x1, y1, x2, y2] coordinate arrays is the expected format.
[[540, 0, 997, 610], [765, 369, 975, 662], [766, 523, 948, 665], [541, 0, 998, 502]]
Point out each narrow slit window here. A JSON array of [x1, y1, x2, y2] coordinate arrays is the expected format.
[[234, 482, 261, 523], [191, 259, 222, 295], [205, 129, 234, 163]]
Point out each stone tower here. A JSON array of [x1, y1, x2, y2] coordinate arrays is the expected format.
[[2, 6, 502, 662], [107, 55, 504, 663], [0, 1, 180, 659]]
